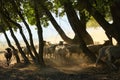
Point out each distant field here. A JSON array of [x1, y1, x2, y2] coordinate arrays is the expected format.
[[0, 53, 5, 61], [0, 45, 6, 61]]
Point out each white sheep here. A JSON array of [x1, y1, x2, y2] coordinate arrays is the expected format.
[[66, 44, 82, 56], [96, 45, 120, 69], [88, 40, 112, 57], [44, 44, 56, 58], [95, 46, 112, 66], [54, 45, 69, 58]]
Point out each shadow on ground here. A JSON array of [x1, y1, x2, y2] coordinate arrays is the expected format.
[[0, 59, 120, 80]]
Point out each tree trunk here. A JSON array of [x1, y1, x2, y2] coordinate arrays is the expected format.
[[110, 1, 120, 44], [0, 7, 37, 63], [82, 0, 120, 43], [3, 19, 30, 64], [111, 0, 120, 24], [3, 12, 37, 62], [17, 23, 36, 62], [41, 4, 93, 45], [72, 10, 94, 45], [34, 0, 45, 66], [61, 0, 96, 62], [79, 11, 94, 44], [0, 25, 20, 63], [62, 1, 93, 45], [41, 4, 75, 44], [11, 0, 39, 59]]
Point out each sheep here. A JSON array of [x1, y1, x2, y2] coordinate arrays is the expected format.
[[43, 41, 57, 58], [4, 48, 12, 66], [106, 45, 120, 69], [66, 44, 82, 56], [12, 49, 18, 57], [88, 40, 112, 57], [55, 45, 69, 58], [22, 47, 30, 57], [54, 41, 69, 59], [65, 40, 111, 57], [12, 48, 20, 63], [95, 46, 112, 66], [46, 44, 57, 58], [96, 45, 120, 70], [22, 46, 33, 57]]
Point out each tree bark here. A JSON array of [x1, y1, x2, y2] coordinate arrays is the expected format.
[[60, 0, 96, 62], [34, 0, 45, 66], [110, 1, 120, 32], [12, 22, 36, 62], [11, 0, 39, 59], [2, 18, 30, 64], [0, 25, 20, 63], [79, 11, 94, 44], [40, 4, 75, 44], [80, 0, 120, 43], [61, 1, 93, 45], [41, 3, 93, 45], [0, 8, 37, 63]]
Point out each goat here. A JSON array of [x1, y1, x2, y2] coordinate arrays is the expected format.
[[4, 48, 12, 66], [96, 45, 120, 70]]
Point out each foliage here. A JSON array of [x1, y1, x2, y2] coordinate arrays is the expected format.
[[23, 1, 36, 25], [0, 0, 116, 30], [86, 16, 100, 28], [90, 0, 113, 24]]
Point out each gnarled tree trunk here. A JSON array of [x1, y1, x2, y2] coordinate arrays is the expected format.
[[0, 25, 20, 63], [11, 0, 39, 60], [40, 3, 93, 45], [2, 18, 30, 64], [34, 0, 45, 66], [80, 0, 120, 44], [60, 0, 96, 62]]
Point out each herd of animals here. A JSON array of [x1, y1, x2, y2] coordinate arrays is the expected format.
[[2, 40, 120, 70]]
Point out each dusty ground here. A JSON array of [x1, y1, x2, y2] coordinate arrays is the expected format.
[[0, 53, 120, 80]]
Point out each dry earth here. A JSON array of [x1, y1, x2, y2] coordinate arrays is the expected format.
[[0, 52, 120, 80]]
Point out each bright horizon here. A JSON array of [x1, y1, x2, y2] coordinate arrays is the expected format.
[[0, 15, 115, 47], [0, 26, 109, 44]]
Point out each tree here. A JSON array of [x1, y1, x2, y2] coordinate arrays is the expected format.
[[1, 17, 30, 64], [0, 24, 20, 63], [33, 0, 45, 66], [0, 0, 32, 64], [0, 0, 96, 63], [41, 0, 94, 45], [11, 0, 39, 61], [0, 0, 46, 65], [78, 0, 120, 44], [40, 4, 74, 44], [4, 0, 120, 63], [59, 0, 96, 62]]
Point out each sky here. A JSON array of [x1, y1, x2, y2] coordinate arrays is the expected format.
[[0, 15, 112, 47], [0, 15, 74, 45]]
